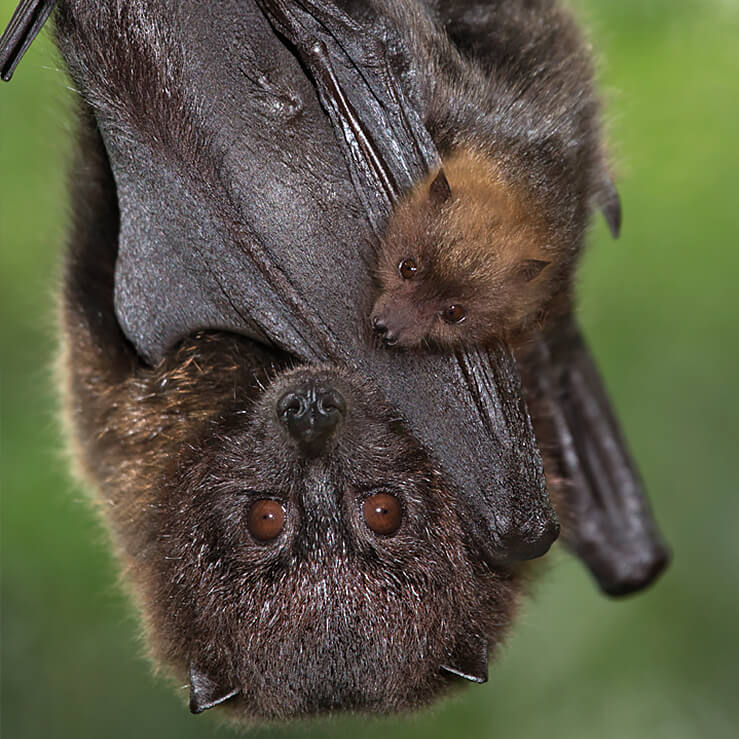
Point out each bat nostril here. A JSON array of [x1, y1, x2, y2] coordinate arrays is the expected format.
[[383, 329, 398, 347], [277, 391, 309, 421], [371, 314, 387, 334], [316, 388, 347, 417]]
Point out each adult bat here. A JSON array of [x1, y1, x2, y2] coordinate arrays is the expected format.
[[0, 0, 668, 721], [39, 0, 561, 569], [1, 0, 666, 593]]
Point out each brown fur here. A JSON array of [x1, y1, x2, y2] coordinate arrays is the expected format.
[[370, 0, 614, 350], [372, 148, 563, 348], [58, 109, 526, 722]]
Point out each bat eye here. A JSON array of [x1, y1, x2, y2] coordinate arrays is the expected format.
[[442, 305, 466, 324], [247, 499, 286, 542], [362, 493, 402, 536], [398, 258, 418, 280]]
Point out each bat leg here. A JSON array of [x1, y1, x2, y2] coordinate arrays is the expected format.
[[518, 312, 670, 596], [0, 0, 58, 81]]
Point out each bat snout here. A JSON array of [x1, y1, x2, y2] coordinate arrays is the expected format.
[[276, 381, 347, 458], [371, 300, 428, 348], [371, 313, 400, 347]]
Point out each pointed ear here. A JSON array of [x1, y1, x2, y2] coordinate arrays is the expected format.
[[440, 635, 489, 684], [517, 259, 551, 282], [596, 172, 622, 239], [189, 662, 241, 714], [429, 168, 452, 206]]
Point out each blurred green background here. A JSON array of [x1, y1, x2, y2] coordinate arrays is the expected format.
[[1, 0, 738, 737]]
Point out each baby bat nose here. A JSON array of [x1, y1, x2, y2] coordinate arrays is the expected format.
[[371, 315, 399, 347], [276, 381, 347, 457]]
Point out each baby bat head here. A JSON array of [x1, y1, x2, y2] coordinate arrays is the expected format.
[[371, 151, 561, 350], [148, 361, 519, 721]]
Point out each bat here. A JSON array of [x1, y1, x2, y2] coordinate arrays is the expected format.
[[59, 110, 522, 719], [1, 0, 668, 722], [364, 0, 621, 349]]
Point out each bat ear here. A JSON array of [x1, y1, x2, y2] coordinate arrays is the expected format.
[[429, 168, 452, 206], [596, 172, 622, 239], [440, 634, 489, 683], [516, 259, 551, 282], [189, 662, 241, 714]]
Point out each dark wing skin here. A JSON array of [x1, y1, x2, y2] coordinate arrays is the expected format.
[[0, 0, 58, 80], [426, 0, 668, 594], [52, 0, 558, 564], [518, 315, 670, 596]]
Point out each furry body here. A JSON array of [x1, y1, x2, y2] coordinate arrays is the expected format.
[[371, 0, 615, 349], [60, 110, 522, 720]]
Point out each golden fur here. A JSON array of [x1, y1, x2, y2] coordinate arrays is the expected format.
[[372, 147, 571, 349]]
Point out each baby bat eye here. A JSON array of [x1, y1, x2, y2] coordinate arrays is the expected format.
[[442, 305, 466, 324], [398, 258, 418, 280], [247, 499, 286, 542], [362, 493, 402, 536]]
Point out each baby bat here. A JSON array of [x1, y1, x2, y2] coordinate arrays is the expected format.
[[59, 110, 522, 721], [368, 0, 621, 349]]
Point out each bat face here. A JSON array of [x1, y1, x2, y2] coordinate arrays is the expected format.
[[63, 303, 521, 719], [147, 362, 520, 719], [371, 151, 559, 350]]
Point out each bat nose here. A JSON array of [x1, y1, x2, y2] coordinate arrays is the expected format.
[[276, 381, 347, 457], [371, 315, 399, 347]]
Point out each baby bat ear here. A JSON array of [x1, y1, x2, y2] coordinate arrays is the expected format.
[[189, 662, 241, 714], [429, 168, 452, 206], [440, 634, 489, 683], [596, 172, 622, 239], [517, 259, 551, 282]]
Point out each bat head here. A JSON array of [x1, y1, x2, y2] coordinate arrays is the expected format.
[[371, 152, 561, 349], [146, 360, 520, 721]]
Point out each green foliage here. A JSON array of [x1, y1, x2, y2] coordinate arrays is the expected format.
[[2, 1, 738, 736]]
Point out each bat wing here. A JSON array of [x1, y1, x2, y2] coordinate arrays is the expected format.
[[519, 313, 670, 595], [0, 0, 58, 81], [52, 0, 558, 564]]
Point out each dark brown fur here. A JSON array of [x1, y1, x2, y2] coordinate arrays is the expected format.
[[370, 0, 614, 349], [59, 109, 524, 722]]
